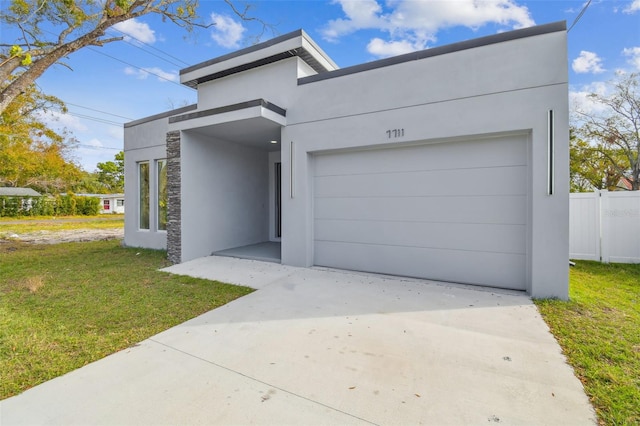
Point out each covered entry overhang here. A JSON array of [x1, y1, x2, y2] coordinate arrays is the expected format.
[[169, 98, 286, 148], [169, 99, 285, 263]]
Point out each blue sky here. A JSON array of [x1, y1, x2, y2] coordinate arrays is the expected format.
[[10, 0, 640, 171]]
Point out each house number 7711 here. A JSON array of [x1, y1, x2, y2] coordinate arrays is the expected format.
[[386, 129, 404, 138]]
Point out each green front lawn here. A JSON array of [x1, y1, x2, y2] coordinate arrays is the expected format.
[[0, 240, 253, 400], [0, 216, 123, 235], [536, 261, 640, 425]]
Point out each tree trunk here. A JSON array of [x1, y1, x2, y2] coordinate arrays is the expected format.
[[0, 56, 22, 84]]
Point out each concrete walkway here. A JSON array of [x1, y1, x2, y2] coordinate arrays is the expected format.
[[1, 257, 596, 425]]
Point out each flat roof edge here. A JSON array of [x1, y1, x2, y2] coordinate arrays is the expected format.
[[168, 99, 286, 125], [300, 29, 339, 70], [299, 21, 566, 85], [181, 30, 304, 76], [124, 104, 198, 128]]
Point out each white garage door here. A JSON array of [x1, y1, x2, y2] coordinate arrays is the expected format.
[[313, 135, 528, 290]]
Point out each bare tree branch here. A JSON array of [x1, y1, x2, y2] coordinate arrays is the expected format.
[[573, 73, 640, 190], [1, 0, 270, 114]]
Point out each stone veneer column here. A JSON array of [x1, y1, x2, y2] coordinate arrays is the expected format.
[[166, 131, 182, 264]]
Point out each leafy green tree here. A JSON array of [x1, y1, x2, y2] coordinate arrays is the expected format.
[[570, 133, 627, 192], [574, 73, 640, 190], [72, 170, 106, 193], [0, 0, 267, 114], [96, 151, 124, 193], [0, 83, 82, 193]]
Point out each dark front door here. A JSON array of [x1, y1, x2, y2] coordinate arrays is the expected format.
[[275, 162, 282, 238]]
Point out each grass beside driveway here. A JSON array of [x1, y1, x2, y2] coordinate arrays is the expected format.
[[0, 239, 253, 400], [535, 261, 640, 426]]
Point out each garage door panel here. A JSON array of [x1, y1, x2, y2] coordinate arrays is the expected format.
[[314, 166, 526, 198], [314, 195, 526, 225], [313, 135, 528, 290], [314, 241, 526, 290], [315, 220, 526, 254], [315, 136, 527, 177]]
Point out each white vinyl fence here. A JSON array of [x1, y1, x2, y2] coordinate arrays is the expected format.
[[570, 190, 640, 263]]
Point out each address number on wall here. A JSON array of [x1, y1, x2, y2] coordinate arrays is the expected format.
[[386, 129, 405, 139]]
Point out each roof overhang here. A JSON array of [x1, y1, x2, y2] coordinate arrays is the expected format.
[[168, 99, 286, 152], [180, 30, 339, 88]]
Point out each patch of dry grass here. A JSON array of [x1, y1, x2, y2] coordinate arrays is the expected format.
[[20, 276, 45, 293]]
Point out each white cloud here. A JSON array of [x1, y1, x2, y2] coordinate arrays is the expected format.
[[113, 19, 156, 44], [367, 38, 425, 57], [124, 66, 178, 83], [570, 81, 610, 118], [623, 0, 640, 13], [210, 13, 246, 48], [322, 0, 535, 57], [38, 110, 88, 132], [323, 0, 384, 41], [622, 47, 640, 71], [572, 51, 605, 74]]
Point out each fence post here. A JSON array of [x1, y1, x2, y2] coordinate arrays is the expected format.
[[595, 190, 602, 262], [600, 190, 610, 263]]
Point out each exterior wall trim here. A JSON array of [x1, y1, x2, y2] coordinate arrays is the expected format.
[[182, 48, 326, 88], [299, 21, 566, 85], [180, 29, 334, 88], [168, 99, 286, 124], [125, 104, 197, 128]]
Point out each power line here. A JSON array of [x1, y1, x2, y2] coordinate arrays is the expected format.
[[65, 111, 124, 126], [568, 0, 592, 33], [39, 27, 189, 89], [0, 134, 121, 152], [87, 46, 187, 88], [29, 28, 192, 127], [108, 27, 190, 67], [77, 144, 121, 151], [65, 102, 133, 120]]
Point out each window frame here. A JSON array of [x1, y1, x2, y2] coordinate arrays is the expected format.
[[138, 162, 150, 230], [156, 159, 167, 231]]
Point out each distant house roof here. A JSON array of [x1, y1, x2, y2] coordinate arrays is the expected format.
[[0, 187, 41, 197], [617, 177, 635, 191]]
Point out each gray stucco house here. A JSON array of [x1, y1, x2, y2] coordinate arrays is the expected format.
[[124, 21, 570, 299]]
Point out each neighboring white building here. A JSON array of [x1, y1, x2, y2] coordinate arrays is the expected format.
[[124, 22, 570, 299], [74, 193, 125, 214], [98, 194, 125, 214]]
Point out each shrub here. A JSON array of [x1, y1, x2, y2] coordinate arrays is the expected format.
[[0, 194, 100, 218]]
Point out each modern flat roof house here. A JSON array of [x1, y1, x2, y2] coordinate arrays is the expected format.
[[124, 21, 570, 299]]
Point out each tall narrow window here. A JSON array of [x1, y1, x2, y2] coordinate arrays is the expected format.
[[157, 159, 167, 231], [139, 162, 150, 230]]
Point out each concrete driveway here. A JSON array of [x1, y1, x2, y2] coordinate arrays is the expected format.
[[1, 257, 596, 425]]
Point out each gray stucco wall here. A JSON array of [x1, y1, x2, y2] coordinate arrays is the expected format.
[[180, 131, 270, 262], [280, 29, 569, 299], [123, 119, 169, 250]]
